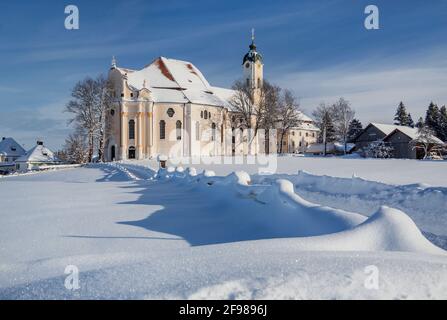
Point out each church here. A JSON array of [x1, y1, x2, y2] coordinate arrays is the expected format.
[[105, 35, 318, 161]]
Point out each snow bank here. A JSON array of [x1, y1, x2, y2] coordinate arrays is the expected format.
[[280, 170, 447, 237], [290, 206, 446, 255], [152, 165, 445, 255]]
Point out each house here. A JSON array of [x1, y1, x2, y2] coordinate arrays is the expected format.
[[278, 112, 320, 153], [383, 126, 444, 159], [0, 137, 26, 163], [15, 141, 62, 172], [105, 33, 319, 160], [351, 123, 398, 152], [0, 137, 26, 174]]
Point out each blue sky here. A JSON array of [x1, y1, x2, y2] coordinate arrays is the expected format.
[[1, 0, 447, 150]]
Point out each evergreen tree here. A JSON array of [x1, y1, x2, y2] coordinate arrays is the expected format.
[[416, 117, 424, 129], [439, 105, 447, 142], [347, 118, 363, 142], [394, 102, 410, 126], [407, 113, 414, 128], [425, 102, 442, 139]]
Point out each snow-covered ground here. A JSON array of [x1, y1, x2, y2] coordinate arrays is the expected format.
[[0, 157, 446, 299]]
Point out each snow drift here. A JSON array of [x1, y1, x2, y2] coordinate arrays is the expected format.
[[151, 166, 445, 255]]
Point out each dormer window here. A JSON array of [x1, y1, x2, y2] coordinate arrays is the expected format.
[[11, 147, 16, 151]]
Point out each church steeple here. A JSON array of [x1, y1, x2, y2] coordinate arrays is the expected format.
[[242, 29, 263, 93]]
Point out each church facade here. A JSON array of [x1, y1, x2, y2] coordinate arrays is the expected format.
[[104, 37, 318, 161]]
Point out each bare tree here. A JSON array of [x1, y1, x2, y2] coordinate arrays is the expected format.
[[65, 75, 113, 162], [276, 90, 302, 153], [332, 98, 355, 154], [95, 76, 114, 162], [411, 125, 444, 159], [312, 103, 336, 156], [230, 79, 279, 153], [63, 130, 88, 164]]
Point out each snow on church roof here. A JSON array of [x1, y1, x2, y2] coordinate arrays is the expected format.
[[16, 143, 61, 163], [118, 57, 236, 107]]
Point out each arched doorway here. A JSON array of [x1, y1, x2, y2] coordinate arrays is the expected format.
[[128, 146, 136, 159], [111, 145, 116, 161]]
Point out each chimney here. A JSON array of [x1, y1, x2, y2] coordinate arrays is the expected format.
[[37, 140, 43, 146]]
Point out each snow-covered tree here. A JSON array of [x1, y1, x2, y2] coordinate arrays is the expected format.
[[416, 116, 424, 129], [65, 75, 114, 162], [312, 103, 336, 156], [332, 98, 355, 154], [365, 140, 394, 158], [411, 125, 444, 159], [63, 131, 88, 164]]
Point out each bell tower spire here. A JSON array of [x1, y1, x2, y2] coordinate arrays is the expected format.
[[242, 29, 264, 101]]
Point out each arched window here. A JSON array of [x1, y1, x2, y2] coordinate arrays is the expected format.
[[129, 120, 135, 139], [176, 120, 182, 140], [257, 78, 261, 88], [159, 120, 166, 140], [204, 111, 208, 119], [200, 111, 203, 119], [195, 122, 200, 141], [211, 123, 216, 141]]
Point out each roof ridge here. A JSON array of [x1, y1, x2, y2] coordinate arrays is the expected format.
[[159, 57, 191, 103]]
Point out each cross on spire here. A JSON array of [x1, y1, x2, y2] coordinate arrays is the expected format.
[[251, 28, 255, 42]]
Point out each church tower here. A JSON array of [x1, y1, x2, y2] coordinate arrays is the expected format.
[[242, 29, 263, 102]]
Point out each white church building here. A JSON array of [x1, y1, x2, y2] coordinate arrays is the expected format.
[[105, 35, 317, 161]]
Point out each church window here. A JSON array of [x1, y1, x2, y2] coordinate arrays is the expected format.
[[211, 123, 216, 141], [110, 109, 115, 116], [121, 93, 124, 97], [200, 111, 203, 118], [159, 120, 166, 140], [195, 122, 200, 141], [176, 120, 182, 140], [130, 93, 134, 98], [257, 78, 261, 87], [245, 63, 250, 68], [306, 132, 309, 137], [129, 120, 135, 139], [204, 111, 208, 120], [167, 108, 175, 117]]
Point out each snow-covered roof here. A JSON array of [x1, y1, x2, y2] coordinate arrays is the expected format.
[[385, 127, 444, 144], [16, 144, 61, 163], [119, 57, 235, 107], [0, 137, 26, 158], [368, 123, 401, 136], [291, 112, 319, 131]]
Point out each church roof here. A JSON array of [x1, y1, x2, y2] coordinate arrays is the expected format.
[[119, 57, 236, 107]]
